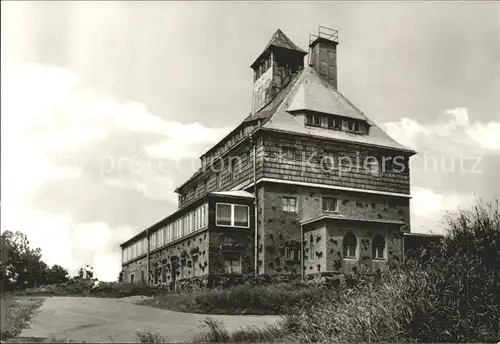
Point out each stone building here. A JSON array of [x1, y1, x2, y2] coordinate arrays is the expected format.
[[120, 27, 417, 289]]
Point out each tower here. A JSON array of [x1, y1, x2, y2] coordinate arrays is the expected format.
[[308, 26, 339, 89], [250, 29, 307, 113]]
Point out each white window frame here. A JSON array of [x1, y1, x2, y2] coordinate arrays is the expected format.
[[282, 196, 298, 213], [322, 197, 339, 213], [216, 203, 250, 228]]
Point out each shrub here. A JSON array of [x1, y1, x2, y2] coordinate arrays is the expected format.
[[141, 282, 331, 315], [405, 202, 500, 342], [136, 330, 169, 343]]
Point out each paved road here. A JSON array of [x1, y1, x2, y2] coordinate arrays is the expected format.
[[19, 296, 280, 343]]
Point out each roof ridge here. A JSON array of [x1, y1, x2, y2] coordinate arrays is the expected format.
[[251, 29, 307, 68]]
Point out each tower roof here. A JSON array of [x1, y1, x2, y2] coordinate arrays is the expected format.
[[250, 29, 307, 68]]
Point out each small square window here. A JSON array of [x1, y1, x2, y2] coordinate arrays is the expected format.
[[282, 147, 297, 160], [282, 197, 298, 213], [223, 254, 241, 274], [322, 197, 339, 212]]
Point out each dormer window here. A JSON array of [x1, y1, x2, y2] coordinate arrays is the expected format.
[[306, 114, 321, 127], [327, 117, 342, 130], [349, 121, 359, 132]]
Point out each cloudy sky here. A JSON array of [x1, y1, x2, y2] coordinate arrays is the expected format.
[[2, 2, 499, 281]]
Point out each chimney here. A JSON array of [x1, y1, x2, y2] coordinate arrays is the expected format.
[[250, 29, 307, 113], [308, 26, 339, 89]]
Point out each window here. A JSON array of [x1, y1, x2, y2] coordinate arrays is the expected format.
[[309, 235, 314, 261], [341, 120, 349, 130], [343, 231, 357, 258], [322, 197, 339, 212], [130, 273, 135, 283], [282, 197, 297, 213], [180, 260, 186, 279], [223, 254, 242, 274], [234, 205, 249, 227], [216, 203, 249, 228], [306, 114, 321, 126], [216, 204, 232, 226], [322, 151, 337, 167], [216, 173, 221, 190], [372, 234, 386, 260], [150, 234, 156, 250], [327, 117, 342, 130], [327, 117, 335, 128], [193, 255, 199, 276], [285, 247, 300, 262], [348, 121, 361, 132], [365, 157, 381, 176], [159, 229, 164, 247], [161, 265, 167, 283], [282, 147, 296, 160]]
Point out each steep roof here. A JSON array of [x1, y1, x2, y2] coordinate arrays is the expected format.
[[250, 29, 307, 68], [262, 66, 416, 153]]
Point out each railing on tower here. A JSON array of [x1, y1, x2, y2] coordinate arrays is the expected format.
[[308, 26, 339, 65]]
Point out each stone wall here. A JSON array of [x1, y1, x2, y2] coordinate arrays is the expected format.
[[261, 182, 409, 275], [148, 230, 210, 287], [304, 224, 327, 274], [323, 222, 403, 274], [121, 256, 148, 283], [208, 229, 255, 276]]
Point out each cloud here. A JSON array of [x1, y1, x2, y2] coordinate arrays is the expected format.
[[9, 209, 136, 280], [410, 186, 477, 234], [1, 62, 229, 280], [384, 107, 500, 152], [384, 108, 498, 235]]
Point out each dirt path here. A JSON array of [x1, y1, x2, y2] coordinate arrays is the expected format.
[[18, 296, 280, 342]]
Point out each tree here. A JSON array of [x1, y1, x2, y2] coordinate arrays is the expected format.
[[0, 230, 70, 290], [47, 264, 69, 285]]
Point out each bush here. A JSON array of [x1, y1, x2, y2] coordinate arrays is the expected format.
[[16, 279, 160, 298], [405, 202, 500, 342], [89, 281, 158, 298], [141, 282, 331, 315]]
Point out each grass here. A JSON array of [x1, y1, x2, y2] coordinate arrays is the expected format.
[[139, 282, 330, 315], [192, 318, 288, 343], [0, 296, 45, 341], [135, 330, 169, 343]]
